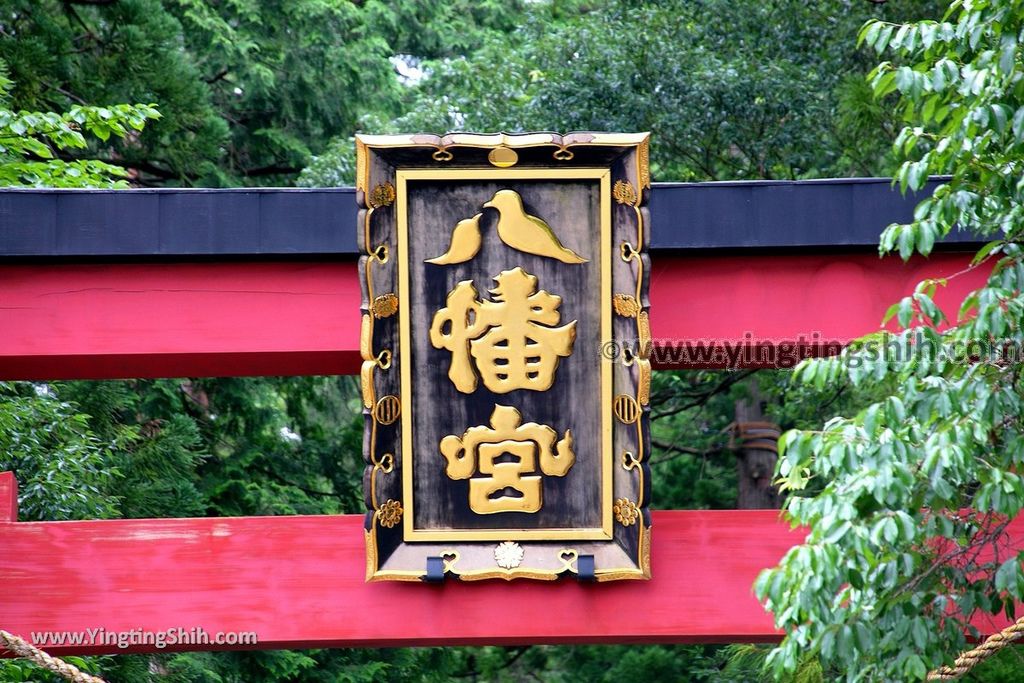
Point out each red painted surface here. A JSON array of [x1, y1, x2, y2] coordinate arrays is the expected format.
[[0, 252, 985, 379], [0, 505, 1018, 654], [0, 510, 800, 653], [0, 262, 361, 379], [0, 471, 15, 522], [649, 251, 985, 367]]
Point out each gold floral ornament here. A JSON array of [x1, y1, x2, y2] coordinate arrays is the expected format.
[[440, 404, 575, 514], [371, 293, 398, 318], [613, 497, 640, 526], [494, 541, 525, 569], [613, 293, 640, 318], [368, 182, 396, 208], [377, 498, 403, 528], [613, 179, 637, 205], [429, 267, 577, 394]]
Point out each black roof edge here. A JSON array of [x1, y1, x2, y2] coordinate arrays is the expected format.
[[0, 177, 978, 258]]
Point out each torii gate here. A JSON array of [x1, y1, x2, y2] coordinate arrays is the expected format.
[[0, 176, 1013, 654]]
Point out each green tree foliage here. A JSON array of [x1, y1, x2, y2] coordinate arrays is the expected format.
[[756, 1, 1024, 679], [0, 0, 524, 186], [0, 383, 119, 520], [9, 1, 1023, 681], [302, 0, 945, 186], [0, 0, 216, 184], [0, 66, 158, 187]]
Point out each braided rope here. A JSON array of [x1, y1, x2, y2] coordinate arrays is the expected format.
[[927, 616, 1024, 680], [0, 629, 107, 683]]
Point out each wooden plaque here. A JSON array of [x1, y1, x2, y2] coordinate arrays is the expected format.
[[358, 133, 651, 581]]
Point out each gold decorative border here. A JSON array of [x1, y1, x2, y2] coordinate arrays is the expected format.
[[356, 132, 650, 193], [360, 133, 651, 582], [611, 172, 652, 581], [397, 167, 612, 542], [358, 152, 403, 578]]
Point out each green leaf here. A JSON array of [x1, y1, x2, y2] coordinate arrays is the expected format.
[[973, 240, 1005, 265], [905, 654, 927, 680], [1000, 42, 1016, 73], [898, 224, 916, 260], [995, 558, 1020, 594], [1013, 106, 1024, 140]]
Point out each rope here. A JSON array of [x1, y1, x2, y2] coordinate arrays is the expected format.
[[927, 616, 1024, 680], [729, 421, 781, 453], [0, 629, 107, 683]]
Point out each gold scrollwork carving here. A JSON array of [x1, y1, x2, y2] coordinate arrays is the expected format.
[[558, 549, 579, 573], [638, 138, 651, 190], [360, 313, 373, 361], [637, 310, 651, 358], [609, 151, 650, 579], [637, 358, 651, 405], [441, 550, 461, 574], [620, 241, 638, 262], [432, 148, 453, 161], [360, 359, 377, 409], [368, 451, 395, 511], [552, 147, 574, 161], [621, 450, 645, 511], [371, 451, 395, 473], [356, 138, 369, 195]]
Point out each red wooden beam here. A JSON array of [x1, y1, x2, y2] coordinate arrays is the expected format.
[[0, 509, 799, 653], [0, 471, 15, 523], [0, 252, 984, 380], [0, 504, 1017, 654]]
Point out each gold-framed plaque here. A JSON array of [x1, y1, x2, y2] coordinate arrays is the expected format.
[[358, 132, 651, 581]]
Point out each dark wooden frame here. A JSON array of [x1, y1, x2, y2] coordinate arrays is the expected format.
[[357, 133, 652, 581]]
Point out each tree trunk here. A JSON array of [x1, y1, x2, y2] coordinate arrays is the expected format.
[[733, 379, 782, 509]]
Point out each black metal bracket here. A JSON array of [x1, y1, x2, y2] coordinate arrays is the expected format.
[[576, 554, 595, 581], [425, 556, 446, 582]]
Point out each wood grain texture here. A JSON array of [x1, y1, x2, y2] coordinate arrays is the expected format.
[[0, 253, 984, 380], [406, 180, 603, 534], [0, 509, 794, 652], [1, 506, 1018, 653]]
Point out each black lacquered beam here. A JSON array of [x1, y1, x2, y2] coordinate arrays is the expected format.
[[0, 178, 974, 258]]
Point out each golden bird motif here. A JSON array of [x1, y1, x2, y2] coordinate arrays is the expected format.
[[483, 190, 588, 264], [425, 213, 483, 265]]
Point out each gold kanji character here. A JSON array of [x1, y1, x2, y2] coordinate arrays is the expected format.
[[429, 267, 576, 394], [439, 404, 575, 514]]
